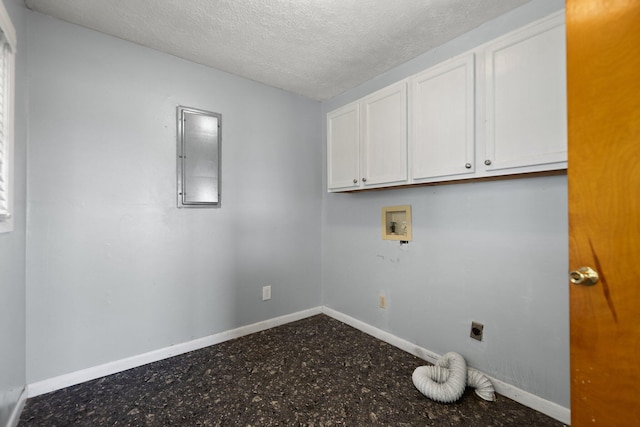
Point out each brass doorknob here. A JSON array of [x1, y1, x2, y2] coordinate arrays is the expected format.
[[569, 266, 599, 285]]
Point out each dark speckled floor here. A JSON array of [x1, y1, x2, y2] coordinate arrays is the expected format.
[[20, 314, 566, 426]]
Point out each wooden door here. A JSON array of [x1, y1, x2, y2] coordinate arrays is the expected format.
[[567, 1, 640, 426]]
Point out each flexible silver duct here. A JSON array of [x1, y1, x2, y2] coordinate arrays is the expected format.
[[412, 352, 496, 403]]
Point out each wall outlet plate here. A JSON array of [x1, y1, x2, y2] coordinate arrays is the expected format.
[[262, 285, 271, 301], [379, 295, 387, 309], [470, 321, 484, 341]]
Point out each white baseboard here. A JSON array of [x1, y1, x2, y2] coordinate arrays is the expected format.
[[489, 378, 570, 425], [321, 306, 571, 425], [25, 305, 570, 425], [27, 307, 322, 398], [6, 386, 27, 427]]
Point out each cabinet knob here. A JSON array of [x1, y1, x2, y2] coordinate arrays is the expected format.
[[362, 178, 367, 182], [353, 179, 358, 184], [465, 163, 472, 169], [484, 159, 492, 166]]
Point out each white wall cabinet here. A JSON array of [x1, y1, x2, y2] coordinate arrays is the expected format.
[[327, 103, 360, 190], [360, 82, 408, 187], [326, 12, 566, 192], [327, 81, 408, 191], [410, 54, 475, 182], [483, 12, 566, 174]]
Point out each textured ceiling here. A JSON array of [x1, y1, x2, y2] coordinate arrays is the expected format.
[[24, 0, 531, 100]]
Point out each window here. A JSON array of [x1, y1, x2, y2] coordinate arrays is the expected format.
[[0, 1, 15, 233]]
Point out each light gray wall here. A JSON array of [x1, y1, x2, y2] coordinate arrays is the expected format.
[[0, 0, 27, 424], [25, 11, 322, 383], [321, 0, 570, 408], [21, 0, 569, 413]]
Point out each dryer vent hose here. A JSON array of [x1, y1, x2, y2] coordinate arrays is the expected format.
[[412, 352, 496, 403]]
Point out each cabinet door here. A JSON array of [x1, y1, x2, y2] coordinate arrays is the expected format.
[[411, 54, 475, 181], [327, 102, 360, 190], [485, 13, 566, 171], [361, 81, 408, 187]]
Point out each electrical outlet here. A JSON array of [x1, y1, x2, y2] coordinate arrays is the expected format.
[[470, 321, 484, 341], [262, 285, 271, 301], [379, 295, 386, 309]]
